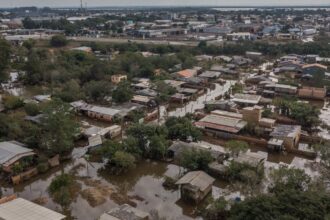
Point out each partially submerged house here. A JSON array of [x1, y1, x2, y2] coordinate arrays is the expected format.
[[176, 171, 215, 203], [0, 141, 35, 173], [99, 204, 149, 220], [270, 125, 301, 150], [0, 196, 65, 220]]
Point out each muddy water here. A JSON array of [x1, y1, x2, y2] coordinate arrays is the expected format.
[[2, 159, 225, 220]]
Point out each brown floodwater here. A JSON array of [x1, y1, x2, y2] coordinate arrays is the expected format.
[[1, 159, 230, 220]]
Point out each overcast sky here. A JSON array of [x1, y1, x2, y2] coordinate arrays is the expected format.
[[0, 0, 329, 8]]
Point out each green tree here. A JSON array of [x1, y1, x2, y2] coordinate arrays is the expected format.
[[148, 135, 168, 160], [3, 96, 24, 110], [56, 79, 85, 102], [50, 35, 68, 47], [40, 99, 79, 156], [24, 102, 41, 116], [112, 151, 136, 170], [165, 117, 202, 142], [48, 173, 80, 208], [225, 140, 249, 158], [112, 81, 133, 103], [180, 149, 213, 171], [83, 80, 112, 102]]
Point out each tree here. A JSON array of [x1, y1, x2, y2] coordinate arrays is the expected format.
[[56, 79, 85, 102], [225, 140, 249, 158], [180, 149, 213, 171], [24, 102, 41, 116], [3, 95, 24, 110], [48, 173, 80, 208], [165, 117, 202, 142], [148, 135, 168, 160], [269, 166, 311, 194], [50, 35, 68, 47], [83, 80, 112, 102], [0, 38, 11, 82], [40, 99, 79, 156], [313, 142, 330, 168], [112, 82, 133, 103], [204, 197, 228, 220]]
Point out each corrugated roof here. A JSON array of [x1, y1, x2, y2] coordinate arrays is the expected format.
[[0, 142, 34, 165], [0, 198, 65, 220], [176, 171, 215, 191]]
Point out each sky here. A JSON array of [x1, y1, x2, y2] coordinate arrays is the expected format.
[[0, 0, 329, 8]]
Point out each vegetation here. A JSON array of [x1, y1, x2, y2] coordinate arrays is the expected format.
[[225, 140, 249, 158], [3, 95, 24, 110], [112, 81, 133, 103], [165, 116, 202, 142], [39, 99, 79, 156], [180, 149, 213, 171], [48, 173, 80, 207], [0, 38, 11, 82], [50, 35, 68, 47], [24, 102, 41, 116]]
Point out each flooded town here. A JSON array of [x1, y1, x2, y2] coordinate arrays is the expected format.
[[0, 2, 330, 220]]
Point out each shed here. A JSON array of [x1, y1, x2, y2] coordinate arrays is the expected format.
[[0, 197, 65, 220], [176, 171, 215, 203]]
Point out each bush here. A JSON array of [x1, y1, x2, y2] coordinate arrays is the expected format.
[[24, 103, 40, 116], [3, 95, 24, 110], [37, 162, 49, 173], [180, 149, 213, 171]]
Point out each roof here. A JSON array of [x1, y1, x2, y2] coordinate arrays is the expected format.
[[232, 93, 261, 105], [131, 95, 152, 103], [233, 152, 266, 167], [195, 114, 247, 133], [211, 110, 242, 119], [302, 63, 327, 70], [0, 141, 35, 166], [199, 71, 221, 78], [270, 125, 301, 138], [0, 198, 65, 220], [177, 69, 197, 78], [84, 105, 120, 116], [176, 171, 215, 191], [100, 204, 149, 220]]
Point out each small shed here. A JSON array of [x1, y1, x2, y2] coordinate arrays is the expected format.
[[176, 171, 215, 203], [99, 204, 149, 220]]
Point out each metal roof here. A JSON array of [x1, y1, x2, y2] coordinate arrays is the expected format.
[[232, 93, 261, 104], [0, 198, 65, 220], [0, 141, 34, 166], [270, 125, 301, 138], [176, 171, 215, 191]]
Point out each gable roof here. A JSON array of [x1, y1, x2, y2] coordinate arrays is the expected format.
[[0, 141, 35, 166], [0, 198, 65, 220], [176, 171, 215, 191]]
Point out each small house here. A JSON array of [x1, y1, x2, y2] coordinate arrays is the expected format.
[[176, 171, 215, 203], [0, 141, 35, 173], [232, 93, 261, 106], [270, 125, 301, 150]]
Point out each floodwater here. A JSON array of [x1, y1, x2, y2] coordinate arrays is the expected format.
[[2, 159, 226, 220], [318, 100, 330, 140]]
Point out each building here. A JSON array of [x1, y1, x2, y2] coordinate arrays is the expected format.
[[211, 110, 242, 119], [198, 71, 221, 80], [233, 152, 266, 168], [176, 69, 198, 79], [111, 74, 127, 84], [99, 204, 149, 220], [175, 171, 215, 203], [0, 141, 35, 173], [195, 114, 247, 134], [270, 125, 301, 150], [232, 93, 261, 106], [131, 95, 157, 107], [298, 87, 326, 100], [0, 196, 65, 220]]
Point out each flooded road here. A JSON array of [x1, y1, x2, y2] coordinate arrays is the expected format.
[[155, 81, 234, 124]]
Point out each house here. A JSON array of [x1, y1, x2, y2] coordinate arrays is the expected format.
[[82, 105, 120, 122], [298, 87, 326, 100], [233, 152, 266, 168], [268, 138, 285, 151], [99, 204, 149, 220], [195, 114, 247, 134], [0, 196, 66, 220], [204, 100, 237, 112], [270, 125, 301, 150], [111, 74, 127, 84], [176, 171, 215, 203], [131, 95, 157, 107], [199, 71, 221, 80], [195, 55, 213, 62], [83, 125, 121, 139], [176, 69, 198, 78], [211, 110, 243, 119], [0, 141, 35, 173], [227, 32, 255, 41], [232, 93, 261, 106], [71, 46, 92, 53]]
